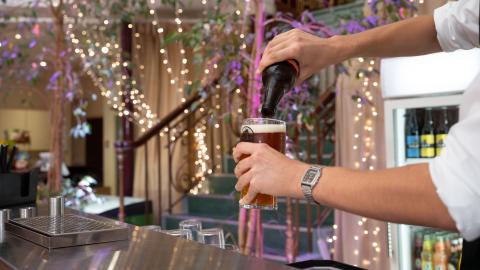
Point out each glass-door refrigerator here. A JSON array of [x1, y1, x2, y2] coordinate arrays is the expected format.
[[381, 48, 480, 270]]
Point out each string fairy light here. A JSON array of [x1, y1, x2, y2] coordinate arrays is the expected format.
[[61, 0, 249, 188], [353, 57, 381, 267], [149, 0, 188, 98], [190, 127, 211, 195], [64, 4, 158, 131], [327, 56, 382, 266]]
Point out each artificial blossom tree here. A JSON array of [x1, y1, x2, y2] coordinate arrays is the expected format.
[[0, 0, 151, 193]]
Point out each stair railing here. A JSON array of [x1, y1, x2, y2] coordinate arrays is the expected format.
[[115, 82, 228, 223], [288, 90, 336, 256]]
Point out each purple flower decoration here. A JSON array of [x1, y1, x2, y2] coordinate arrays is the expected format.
[[341, 21, 360, 33], [291, 22, 302, 28], [46, 71, 61, 90], [29, 40, 36, 48], [230, 60, 241, 70], [65, 91, 74, 101], [49, 71, 61, 84], [365, 16, 379, 27], [235, 75, 244, 85]]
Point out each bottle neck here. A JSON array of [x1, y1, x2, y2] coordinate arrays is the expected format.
[[408, 112, 418, 127], [260, 60, 299, 118], [285, 59, 299, 76], [425, 110, 433, 124], [442, 110, 449, 125]]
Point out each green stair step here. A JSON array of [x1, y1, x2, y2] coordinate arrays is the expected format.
[[223, 155, 236, 174], [163, 214, 318, 254], [312, 0, 364, 28], [206, 174, 237, 195], [187, 194, 334, 227], [298, 136, 319, 151]]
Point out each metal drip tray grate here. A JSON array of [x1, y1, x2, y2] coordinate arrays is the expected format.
[[13, 215, 121, 236], [6, 214, 129, 249]]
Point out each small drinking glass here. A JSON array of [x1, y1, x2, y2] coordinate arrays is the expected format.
[[198, 228, 225, 248], [141, 225, 162, 232], [162, 229, 193, 240], [179, 219, 202, 241], [211, 244, 240, 252]]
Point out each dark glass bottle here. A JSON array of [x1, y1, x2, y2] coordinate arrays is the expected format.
[[406, 110, 420, 158], [435, 107, 449, 156], [448, 238, 460, 270], [413, 232, 423, 270], [420, 108, 435, 158], [260, 60, 299, 118]]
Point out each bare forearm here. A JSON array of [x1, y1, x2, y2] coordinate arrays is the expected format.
[[335, 15, 442, 60], [314, 164, 456, 231]]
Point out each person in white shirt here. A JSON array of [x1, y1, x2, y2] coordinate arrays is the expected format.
[[233, 0, 480, 249]]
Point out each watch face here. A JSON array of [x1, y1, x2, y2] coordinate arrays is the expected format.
[[305, 169, 319, 183]]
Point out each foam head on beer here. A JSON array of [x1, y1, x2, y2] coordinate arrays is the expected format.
[[241, 122, 287, 135]]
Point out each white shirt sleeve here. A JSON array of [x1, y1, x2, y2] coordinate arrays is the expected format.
[[429, 75, 480, 241], [434, 0, 479, 52], [430, 0, 480, 242]]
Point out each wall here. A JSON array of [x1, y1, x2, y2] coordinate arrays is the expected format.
[[0, 70, 116, 191], [69, 75, 118, 193], [103, 101, 117, 194], [70, 76, 105, 167], [0, 108, 50, 151]]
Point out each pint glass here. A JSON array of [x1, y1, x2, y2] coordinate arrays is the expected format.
[[239, 118, 286, 210]]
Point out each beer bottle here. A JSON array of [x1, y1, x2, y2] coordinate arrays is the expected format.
[[434, 236, 448, 270], [260, 60, 299, 118], [448, 239, 460, 270], [435, 107, 449, 156], [414, 232, 424, 270], [420, 108, 435, 158], [443, 234, 452, 259], [406, 110, 420, 158], [422, 235, 434, 270]]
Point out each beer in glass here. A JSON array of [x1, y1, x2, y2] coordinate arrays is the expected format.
[[239, 118, 286, 210]]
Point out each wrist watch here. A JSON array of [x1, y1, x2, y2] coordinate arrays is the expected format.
[[300, 165, 325, 204]]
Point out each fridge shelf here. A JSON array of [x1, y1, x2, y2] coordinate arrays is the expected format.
[[404, 158, 433, 166]]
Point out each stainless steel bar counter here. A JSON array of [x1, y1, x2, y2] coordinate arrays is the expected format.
[[0, 206, 294, 270]]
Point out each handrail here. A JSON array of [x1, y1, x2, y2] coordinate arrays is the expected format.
[[115, 91, 204, 150], [115, 83, 216, 223], [312, 89, 335, 116]]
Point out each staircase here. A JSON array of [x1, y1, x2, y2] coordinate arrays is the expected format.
[[115, 82, 337, 262], [162, 133, 335, 262]]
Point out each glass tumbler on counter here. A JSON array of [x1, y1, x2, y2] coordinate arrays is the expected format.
[[239, 118, 286, 210], [197, 228, 225, 248], [211, 244, 240, 252], [162, 229, 193, 240], [142, 225, 162, 232], [179, 219, 202, 242]]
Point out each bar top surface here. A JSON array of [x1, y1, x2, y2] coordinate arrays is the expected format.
[[0, 206, 294, 270]]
